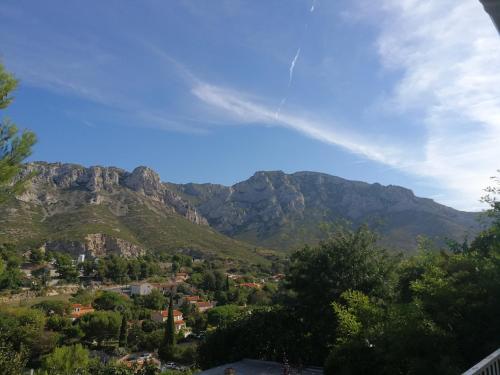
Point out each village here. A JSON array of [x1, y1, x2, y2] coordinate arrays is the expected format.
[[0, 245, 285, 372]]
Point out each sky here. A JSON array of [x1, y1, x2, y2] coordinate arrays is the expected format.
[[0, 0, 499, 211]]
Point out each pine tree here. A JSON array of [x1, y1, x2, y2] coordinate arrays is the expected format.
[[165, 294, 176, 346], [0, 62, 36, 203], [119, 314, 128, 347], [159, 294, 176, 361]]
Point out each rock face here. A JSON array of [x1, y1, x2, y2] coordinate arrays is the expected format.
[[17, 162, 207, 225], [44, 234, 146, 258], [172, 171, 482, 250], [6, 163, 483, 252], [0, 163, 266, 263]]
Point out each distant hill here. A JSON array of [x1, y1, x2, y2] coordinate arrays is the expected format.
[[169, 171, 483, 251], [0, 162, 271, 264], [0, 163, 483, 259]]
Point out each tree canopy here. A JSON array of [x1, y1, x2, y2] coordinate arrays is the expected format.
[[0, 62, 36, 202]]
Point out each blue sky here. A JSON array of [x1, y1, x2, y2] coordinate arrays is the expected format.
[[1, 0, 499, 210]]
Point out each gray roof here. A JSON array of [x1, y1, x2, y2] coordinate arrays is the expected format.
[[199, 359, 323, 375], [480, 0, 500, 32]]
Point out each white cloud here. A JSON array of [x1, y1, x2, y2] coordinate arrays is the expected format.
[[374, 0, 500, 209], [192, 82, 404, 167]]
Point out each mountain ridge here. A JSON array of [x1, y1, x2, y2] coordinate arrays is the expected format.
[[0, 162, 483, 256], [169, 169, 481, 250]]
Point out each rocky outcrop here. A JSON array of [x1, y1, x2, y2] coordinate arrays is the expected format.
[[17, 162, 207, 225], [11, 162, 482, 251], [44, 233, 145, 258], [174, 170, 481, 250]]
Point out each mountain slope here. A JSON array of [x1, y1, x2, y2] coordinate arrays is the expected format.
[[169, 171, 482, 251], [0, 163, 483, 256], [0, 163, 270, 264]]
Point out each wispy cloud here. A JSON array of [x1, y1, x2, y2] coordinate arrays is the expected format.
[[288, 48, 301, 87], [372, 0, 500, 209], [192, 82, 404, 167]]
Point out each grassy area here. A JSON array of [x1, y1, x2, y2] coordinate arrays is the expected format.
[[0, 189, 277, 265], [2, 293, 72, 307]]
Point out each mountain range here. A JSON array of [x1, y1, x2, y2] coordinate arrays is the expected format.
[[0, 162, 483, 262]]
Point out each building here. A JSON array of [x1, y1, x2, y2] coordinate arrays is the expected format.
[[150, 282, 175, 294], [175, 272, 189, 283], [77, 254, 86, 263], [196, 301, 215, 313], [183, 295, 201, 305], [70, 304, 95, 320], [130, 282, 154, 296], [151, 309, 187, 332], [238, 282, 262, 289]]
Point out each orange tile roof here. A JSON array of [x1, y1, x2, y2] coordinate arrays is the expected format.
[[158, 309, 183, 317], [196, 301, 213, 308], [70, 304, 94, 319]]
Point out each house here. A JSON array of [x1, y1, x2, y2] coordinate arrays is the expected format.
[[238, 282, 262, 289], [150, 282, 175, 294], [130, 282, 154, 296], [151, 309, 187, 332], [183, 295, 201, 305], [71, 304, 94, 320], [196, 301, 215, 313], [175, 272, 189, 283]]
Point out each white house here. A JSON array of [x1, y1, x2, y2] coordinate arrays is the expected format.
[[130, 282, 154, 296]]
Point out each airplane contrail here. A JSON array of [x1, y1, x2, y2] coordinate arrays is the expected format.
[[288, 48, 301, 86]]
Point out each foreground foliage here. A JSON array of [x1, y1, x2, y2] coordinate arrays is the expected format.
[[199, 181, 500, 374]]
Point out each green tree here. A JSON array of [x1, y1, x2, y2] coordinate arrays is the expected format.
[[54, 253, 79, 283], [159, 294, 176, 361], [33, 300, 71, 316], [41, 344, 91, 375], [79, 311, 121, 346], [93, 291, 131, 312], [71, 288, 95, 305], [30, 248, 45, 264], [0, 307, 48, 363], [141, 289, 166, 310], [0, 62, 36, 202], [0, 257, 24, 291], [119, 314, 128, 348], [325, 290, 457, 375], [284, 225, 398, 363], [104, 255, 130, 283], [32, 266, 51, 288], [207, 305, 243, 327], [0, 338, 28, 375]]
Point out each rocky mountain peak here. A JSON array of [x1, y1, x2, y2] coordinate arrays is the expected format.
[[124, 166, 164, 199]]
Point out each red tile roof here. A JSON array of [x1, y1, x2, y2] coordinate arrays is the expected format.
[[158, 309, 183, 318], [70, 304, 94, 319], [196, 301, 213, 308]]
